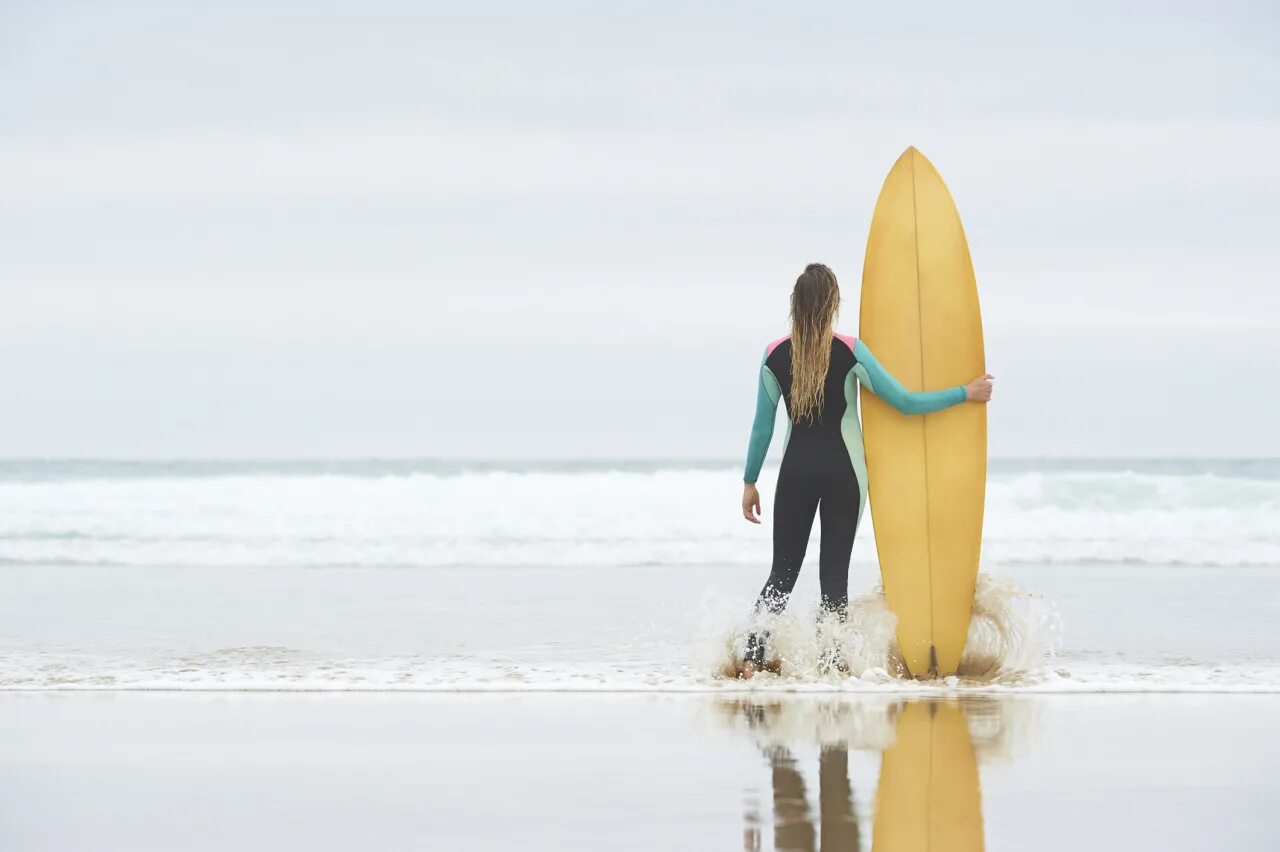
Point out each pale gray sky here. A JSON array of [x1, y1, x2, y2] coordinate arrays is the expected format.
[[2, 1, 1278, 458]]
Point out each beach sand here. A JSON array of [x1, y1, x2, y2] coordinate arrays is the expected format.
[[2, 691, 1276, 850]]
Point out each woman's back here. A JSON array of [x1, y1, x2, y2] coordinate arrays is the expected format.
[[763, 333, 859, 435]]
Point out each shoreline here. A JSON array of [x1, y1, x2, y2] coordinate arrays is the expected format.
[[5, 683, 1280, 695]]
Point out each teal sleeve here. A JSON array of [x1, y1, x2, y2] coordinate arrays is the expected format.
[[743, 348, 782, 484], [853, 339, 966, 415]]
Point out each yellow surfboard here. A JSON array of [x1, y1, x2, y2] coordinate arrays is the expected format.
[[860, 147, 986, 678], [872, 701, 985, 852]]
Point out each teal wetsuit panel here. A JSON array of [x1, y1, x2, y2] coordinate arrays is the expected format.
[[743, 346, 782, 484], [840, 368, 869, 530]]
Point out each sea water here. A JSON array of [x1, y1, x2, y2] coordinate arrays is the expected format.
[[1, 458, 1277, 692]]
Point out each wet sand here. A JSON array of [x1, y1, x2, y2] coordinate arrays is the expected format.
[[2, 692, 1276, 850]]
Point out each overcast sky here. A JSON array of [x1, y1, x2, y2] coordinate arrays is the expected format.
[[2, 2, 1277, 458]]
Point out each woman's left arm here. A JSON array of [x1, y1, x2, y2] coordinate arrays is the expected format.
[[742, 348, 782, 523], [743, 348, 782, 485], [853, 339, 992, 414]]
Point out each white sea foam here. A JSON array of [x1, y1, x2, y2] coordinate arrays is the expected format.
[[4, 654, 1279, 693], [1, 465, 1277, 568]]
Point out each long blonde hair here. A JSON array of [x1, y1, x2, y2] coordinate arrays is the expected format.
[[788, 263, 841, 424]]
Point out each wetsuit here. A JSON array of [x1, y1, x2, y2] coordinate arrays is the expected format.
[[743, 333, 967, 623]]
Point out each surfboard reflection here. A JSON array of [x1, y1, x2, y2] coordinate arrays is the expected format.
[[872, 701, 984, 852], [726, 698, 990, 852]]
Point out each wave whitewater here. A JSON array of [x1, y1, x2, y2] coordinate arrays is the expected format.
[[1, 462, 1278, 568]]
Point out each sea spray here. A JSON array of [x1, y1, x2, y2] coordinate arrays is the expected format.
[[958, 574, 1062, 680], [701, 570, 1060, 686]]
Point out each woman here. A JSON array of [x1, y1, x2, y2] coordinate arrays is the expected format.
[[738, 263, 993, 678]]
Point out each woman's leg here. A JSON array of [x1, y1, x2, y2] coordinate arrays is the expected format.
[[756, 468, 820, 614], [817, 471, 861, 617], [743, 468, 818, 671]]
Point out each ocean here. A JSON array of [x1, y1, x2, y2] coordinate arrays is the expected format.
[[2, 458, 1278, 693]]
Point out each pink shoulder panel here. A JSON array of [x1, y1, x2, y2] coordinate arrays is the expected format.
[[834, 333, 857, 352], [766, 335, 790, 356]]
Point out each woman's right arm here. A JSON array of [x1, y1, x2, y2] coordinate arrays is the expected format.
[[853, 339, 991, 414]]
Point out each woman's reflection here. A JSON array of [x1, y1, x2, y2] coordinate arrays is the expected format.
[[737, 699, 861, 852]]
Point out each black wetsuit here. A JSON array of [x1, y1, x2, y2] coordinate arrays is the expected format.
[[741, 333, 966, 661], [755, 336, 863, 615]]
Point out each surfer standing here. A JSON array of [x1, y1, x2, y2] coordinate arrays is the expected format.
[[738, 263, 993, 678]]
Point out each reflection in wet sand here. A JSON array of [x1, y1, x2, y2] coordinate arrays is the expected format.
[[743, 744, 859, 851], [723, 697, 1027, 851], [873, 702, 983, 852]]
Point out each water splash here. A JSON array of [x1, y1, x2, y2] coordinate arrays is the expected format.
[[703, 571, 1060, 686]]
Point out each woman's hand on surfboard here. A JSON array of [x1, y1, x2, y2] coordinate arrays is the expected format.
[[742, 484, 762, 524], [964, 374, 994, 402]]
